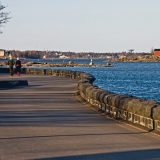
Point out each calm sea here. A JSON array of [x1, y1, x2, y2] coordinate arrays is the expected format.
[[1, 58, 160, 102]]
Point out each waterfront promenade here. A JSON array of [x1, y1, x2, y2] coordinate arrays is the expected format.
[[0, 73, 160, 160]]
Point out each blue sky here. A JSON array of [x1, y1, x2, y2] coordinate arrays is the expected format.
[[0, 0, 160, 52]]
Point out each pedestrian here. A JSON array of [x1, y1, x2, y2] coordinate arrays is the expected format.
[[7, 56, 15, 77], [15, 57, 21, 76]]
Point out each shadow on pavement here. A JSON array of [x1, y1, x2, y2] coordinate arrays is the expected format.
[[31, 149, 160, 160]]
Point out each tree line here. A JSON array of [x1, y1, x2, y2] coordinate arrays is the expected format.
[[5, 50, 150, 59]]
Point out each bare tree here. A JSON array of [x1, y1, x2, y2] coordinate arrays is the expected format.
[[0, 1, 10, 33]]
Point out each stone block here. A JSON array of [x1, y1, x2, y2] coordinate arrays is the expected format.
[[103, 93, 117, 106], [153, 105, 160, 121], [99, 91, 112, 103], [86, 85, 98, 99], [45, 69, 52, 75], [52, 70, 60, 76], [90, 89, 102, 100], [63, 70, 72, 77], [127, 99, 157, 118], [110, 94, 133, 108], [70, 71, 76, 79]]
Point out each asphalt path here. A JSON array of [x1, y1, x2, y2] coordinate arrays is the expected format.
[[0, 73, 160, 160]]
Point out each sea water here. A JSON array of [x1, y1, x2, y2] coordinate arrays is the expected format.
[[54, 61, 160, 102]]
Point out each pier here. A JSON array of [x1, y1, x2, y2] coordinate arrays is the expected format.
[[0, 73, 160, 159]]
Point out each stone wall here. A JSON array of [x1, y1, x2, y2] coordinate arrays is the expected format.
[[0, 67, 160, 133], [0, 80, 28, 88]]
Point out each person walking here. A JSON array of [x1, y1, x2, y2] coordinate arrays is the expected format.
[[15, 57, 21, 76], [8, 56, 15, 77]]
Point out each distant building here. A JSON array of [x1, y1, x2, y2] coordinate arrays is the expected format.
[[154, 49, 160, 56], [128, 49, 134, 53], [0, 49, 5, 57]]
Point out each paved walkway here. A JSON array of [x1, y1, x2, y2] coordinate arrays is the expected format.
[[0, 73, 160, 160]]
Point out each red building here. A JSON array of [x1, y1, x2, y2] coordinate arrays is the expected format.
[[154, 49, 160, 56]]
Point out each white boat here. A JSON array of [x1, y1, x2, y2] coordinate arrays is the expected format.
[[59, 55, 69, 59]]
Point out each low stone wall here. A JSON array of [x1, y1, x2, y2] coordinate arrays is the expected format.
[[0, 80, 28, 88], [0, 67, 160, 133], [0, 68, 10, 73]]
